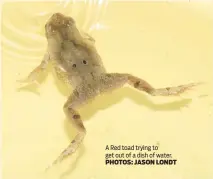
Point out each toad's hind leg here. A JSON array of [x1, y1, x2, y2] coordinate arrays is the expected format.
[[45, 88, 95, 171], [99, 73, 201, 96], [127, 75, 201, 96]]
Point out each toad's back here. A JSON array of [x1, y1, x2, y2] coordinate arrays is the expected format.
[[53, 40, 107, 88], [45, 13, 106, 88]]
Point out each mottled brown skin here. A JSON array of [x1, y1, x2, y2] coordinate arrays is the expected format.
[[18, 13, 200, 170]]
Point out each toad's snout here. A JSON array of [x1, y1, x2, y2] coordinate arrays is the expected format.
[[50, 13, 65, 25], [49, 12, 75, 27], [51, 12, 64, 19]]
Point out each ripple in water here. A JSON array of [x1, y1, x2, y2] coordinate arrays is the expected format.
[[1, 0, 109, 63]]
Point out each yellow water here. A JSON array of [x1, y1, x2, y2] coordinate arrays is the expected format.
[[1, 1, 213, 179]]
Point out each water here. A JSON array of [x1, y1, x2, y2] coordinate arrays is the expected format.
[[1, 1, 213, 179]]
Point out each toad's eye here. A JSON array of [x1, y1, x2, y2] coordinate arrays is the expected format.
[[72, 64, 77, 68], [82, 60, 87, 65], [67, 17, 75, 24]]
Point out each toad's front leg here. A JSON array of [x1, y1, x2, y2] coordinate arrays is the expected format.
[[83, 32, 95, 43], [17, 51, 50, 85]]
